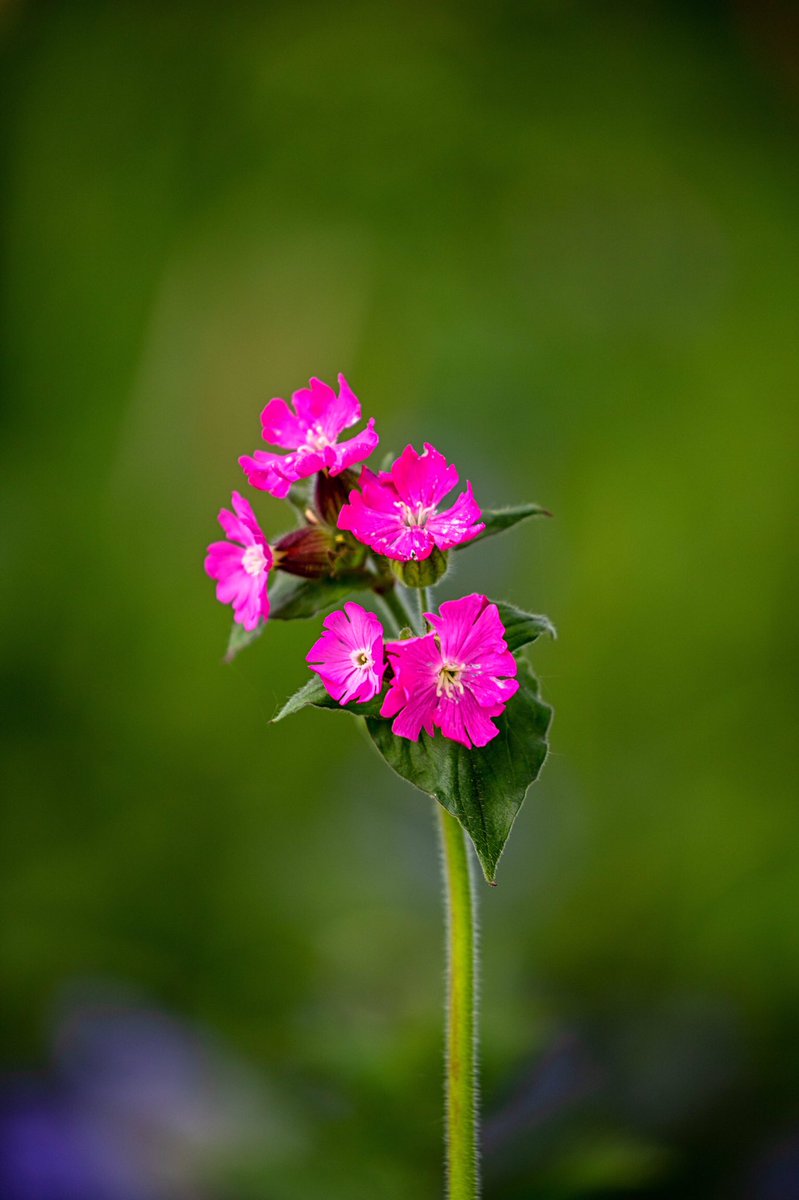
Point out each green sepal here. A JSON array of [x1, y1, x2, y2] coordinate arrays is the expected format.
[[390, 547, 448, 588], [458, 503, 552, 549], [365, 659, 552, 883], [314, 469, 358, 527]]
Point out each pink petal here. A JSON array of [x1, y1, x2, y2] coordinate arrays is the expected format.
[[290, 376, 339, 426], [385, 633, 441, 680], [215, 568, 248, 605], [456, 600, 512, 665], [311, 662, 360, 704], [306, 603, 385, 705], [465, 670, 519, 709], [206, 494, 272, 628], [326, 373, 362, 438], [427, 594, 489, 661], [379, 681, 407, 720], [342, 601, 382, 646], [307, 635, 353, 670], [230, 490, 259, 529], [426, 483, 484, 552], [384, 682, 438, 741], [239, 452, 294, 499], [291, 375, 361, 441], [359, 467, 401, 511], [377, 525, 435, 561], [437, 690, 502, 749], [389, 443, 459, 509], [240, 447, 326, 496], [217, 507, 252, 544], [204, 541, 244, 578], [325, 418, 379, 475], [381, 634, 442, 738], [260, 397, 309, 449], [320, 605, 366, 649], [337, 491, 436, 561], [234, 575, 269, 630]]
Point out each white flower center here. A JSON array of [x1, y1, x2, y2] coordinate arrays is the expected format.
[[399, 501, 435, 528], [436, 662, 466, 699], [351, 647, 374, 671], [242, 544, 268, 576], [305, 422, 331, 454]]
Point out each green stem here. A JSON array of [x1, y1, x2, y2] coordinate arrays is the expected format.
[[378, 584, 413, 634], [418, 585, 430, 632], [286, 487, 312, 524], [438, 805, 479, 1200]]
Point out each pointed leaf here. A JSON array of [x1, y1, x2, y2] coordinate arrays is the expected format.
[[365, 659, 552, 883], [272, 675, 389, 723], [269, 572, 372, 621], [272, 676, 330, 721], [458, 503, 551, 548], [224, 574, 375, 660], [225, 620, 264, 663], [493, 601, 557, 652]]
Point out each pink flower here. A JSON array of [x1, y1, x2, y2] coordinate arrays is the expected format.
[[337, 443, 484, 561], [205, 492, 273, 630], [307, 602, 386, 705], [381, 594, 518, 748], [239, 374, 379, 499]]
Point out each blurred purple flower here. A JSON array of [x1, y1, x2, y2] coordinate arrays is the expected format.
[[0, 984, 271, 1200]]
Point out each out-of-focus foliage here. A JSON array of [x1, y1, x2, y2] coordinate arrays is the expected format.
[[1, 1, 798, 1195]]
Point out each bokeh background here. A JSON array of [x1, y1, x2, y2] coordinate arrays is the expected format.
[[2, 1, 798, 1196]]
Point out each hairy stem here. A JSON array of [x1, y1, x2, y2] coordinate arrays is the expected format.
[[378, 584, 414, 635], [438, 805, 479, 1200], [418, 584, 430, 632]]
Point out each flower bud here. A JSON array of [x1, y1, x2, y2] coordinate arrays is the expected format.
[[314, 469, 359, 527], [390, 548, 448, 588], [273, 526, 336, 579]]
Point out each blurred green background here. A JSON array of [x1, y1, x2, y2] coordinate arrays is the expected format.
[[1, 1, 798, 1196]]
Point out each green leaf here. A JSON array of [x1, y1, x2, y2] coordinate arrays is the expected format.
[[458, 503, 551, 548], [365, 659, 552, 883], [493, 601, 557, 652], [224, 574, 376, 661], [272, 675, 387, 723], [272, 676, 330, 721], [224, 620, 264, 663], [269, 573, 372, 621]]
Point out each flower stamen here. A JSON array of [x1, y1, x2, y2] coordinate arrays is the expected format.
[[436, 662, 466, 699], [400, 501, 434, 529], [306, 422, 331, 454]]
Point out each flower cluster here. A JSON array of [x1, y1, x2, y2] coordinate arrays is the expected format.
[[205, 373, 520, 747], [306, 594, 518, 749]]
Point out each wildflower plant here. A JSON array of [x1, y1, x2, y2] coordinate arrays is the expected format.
[[205, 374, 554, 1200]]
